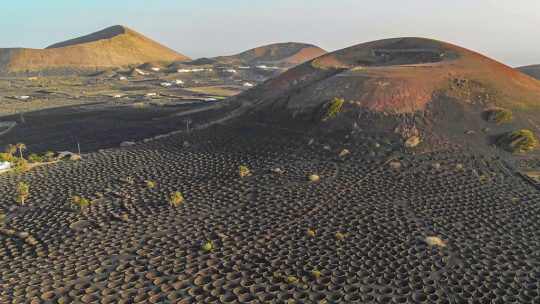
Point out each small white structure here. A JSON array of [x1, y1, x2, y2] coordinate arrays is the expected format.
[[0, 161, 11, 172], [160, 82, 172, 87], [173, 79, 184, 85], [225, 69, 237, 73], [28, 77, 38, 80], [243, 82, 255, 87], [135, 68, 149, 76], [151, 67, 161, 72], [256, 65, 280, 70], [113, 94, 123, 98], [238, 66, 250, 69], [19, 96, 31, 100], [145, 93, 157, 97], [177, 68, 208, 73], [118, 76, 128, 81], [201, 97, 217, 101]]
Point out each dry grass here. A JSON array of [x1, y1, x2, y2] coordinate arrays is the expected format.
[[184, 86, 241, 97], [524, 171, 540, 183], [238, 165, 251, 178], [169, 191, 185, 206], [132, 102, 146, 108], [202, 242, 213, 251]]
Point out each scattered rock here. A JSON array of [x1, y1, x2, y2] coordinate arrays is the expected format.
[[389, 161, 402, 169], [271, 167, 285, 174], [70, 154, 82, 161], [339, 149, 350, 157], [431, 163, 441, 170], [309, 174, 320, 182], [424, 236, 446, 247], [25, 236, 39, 246], [120, 141, 135, 147], [405, 135, 421, 147], [69, 220, 93, 230]]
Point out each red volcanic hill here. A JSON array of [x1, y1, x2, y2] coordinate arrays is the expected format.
[[211, 42, 327, 66], [517, 64, 540, 80], [230, 37, 540, 125], [0, 25, 190, 75]]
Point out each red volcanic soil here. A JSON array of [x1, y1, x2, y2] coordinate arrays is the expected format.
[[234, 38, 540, 124], [0, 25, 190, 75], [212, 42, 327, 66]]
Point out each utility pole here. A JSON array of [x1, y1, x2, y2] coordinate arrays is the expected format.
[[77, 141, 81, 156]]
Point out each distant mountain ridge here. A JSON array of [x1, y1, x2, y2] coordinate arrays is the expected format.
[[517, 64, 540, 80], [208, 42, 327, 66], [0, 25, 190, 75]]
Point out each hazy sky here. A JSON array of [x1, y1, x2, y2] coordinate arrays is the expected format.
[[1, 0, 539, 66]]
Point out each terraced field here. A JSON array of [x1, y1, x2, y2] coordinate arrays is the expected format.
[[0, 125, 538, 303]]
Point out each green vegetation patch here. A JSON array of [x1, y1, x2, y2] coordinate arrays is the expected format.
[[486, 107, 513, 124], [317, 98, 345, 122], [497, 130, 538, 153], [438, 78, 497, 106]]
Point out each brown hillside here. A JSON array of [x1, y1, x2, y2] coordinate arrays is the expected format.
[[230, 38, 540, 125], [0, 25, 190, 75], [212, 42, 327, 66]]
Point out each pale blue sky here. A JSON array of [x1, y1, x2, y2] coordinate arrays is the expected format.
[[1, 0, 539, 66]]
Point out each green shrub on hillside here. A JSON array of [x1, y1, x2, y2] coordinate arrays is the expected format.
[[497, 130, 538, 153], [318, 98, 345, 121], [28, 153, 43, 163], [15, 182, 29, 205], [486, 107, 513, 124]]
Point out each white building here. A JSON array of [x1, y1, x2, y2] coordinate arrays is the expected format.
[[135, 68, 149, 76], [0, 161, 11, 172], [151, 67, 161, 72], [238, 66, 250, 69], [225, 69, 237, 73], [160, 82, 172, 87], [173, 80, 184, 85], [145, 93, 157, 97], [256, 65, 280, 70], [243, 82, 255, 87], [177, 68, 209, 73]]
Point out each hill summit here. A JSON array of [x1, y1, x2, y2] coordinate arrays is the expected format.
[[0, 25, 190, 75], [217, 37, 540, 152], [212, 42, 327, 66], [230, 37, 540, 119]]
